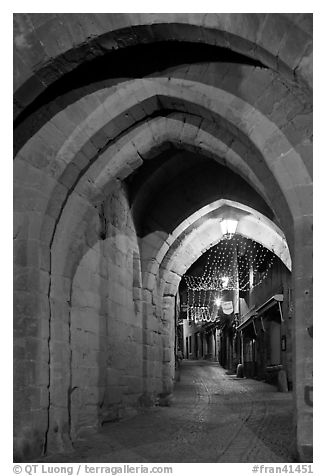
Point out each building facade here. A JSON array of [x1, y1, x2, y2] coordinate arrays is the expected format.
[[179, 238, 292, 391]]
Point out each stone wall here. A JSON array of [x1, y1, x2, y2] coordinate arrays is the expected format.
[[69, 183, 144, 438], [14, 178, 176, 460]]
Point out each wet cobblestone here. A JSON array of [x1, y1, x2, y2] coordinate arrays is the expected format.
[[39, 361, 295, 463]]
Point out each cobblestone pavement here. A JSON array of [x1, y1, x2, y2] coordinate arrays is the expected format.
[[40, 361, 296, 463]]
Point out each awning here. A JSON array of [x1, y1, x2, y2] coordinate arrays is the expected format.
[[256, 293, 283, 315], [236, 294, 284, 331], [236, 307, 257, 331], [256, 294, 284, 322]]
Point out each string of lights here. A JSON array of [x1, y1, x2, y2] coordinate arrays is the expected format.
[[184, 234, 276, 323], [186, 306, 219, 324]]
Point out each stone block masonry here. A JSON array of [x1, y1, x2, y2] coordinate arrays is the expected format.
[[13, 13, 312, 463]]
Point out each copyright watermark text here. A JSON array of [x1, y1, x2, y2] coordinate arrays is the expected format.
[[13, 465, 173, 475], [252, 465, 313, 474]]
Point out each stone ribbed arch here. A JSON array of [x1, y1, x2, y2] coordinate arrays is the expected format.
[[45, 110, 289, 289], [14, 56, 312, 247], [46, 111, 293, 333], [14, 13, 312, 119], [59, 77, 310, 198], [45, 113, 265, 296], [14, 61, 312, 182], [42, 77, 310, 243], [14, 73, 311, 364], [13, 99, 272, 267], [15, 76, 309, 260], [14, 75, 312, 303], [14, 107, 280, 330]]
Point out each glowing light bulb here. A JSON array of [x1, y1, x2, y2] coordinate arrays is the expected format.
[[220, 218, 238, 238], [215, 298, 221, 306]]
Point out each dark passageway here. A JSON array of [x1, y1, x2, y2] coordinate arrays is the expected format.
[[39, 361, 294, 463]]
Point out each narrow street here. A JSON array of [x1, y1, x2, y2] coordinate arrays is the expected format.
[[40, 361, 295, 463]]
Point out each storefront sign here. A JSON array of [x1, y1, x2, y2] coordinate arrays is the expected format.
[[222, 301, 233, 315]]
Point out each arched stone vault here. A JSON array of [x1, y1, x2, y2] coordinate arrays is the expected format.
[[13, 13, 312, 120], [146, 199, 291, 293], [139, 199, 291, 334], [163, 212, 287, 291], [13, 13, 312, 462], [16, 76, 311, 253]]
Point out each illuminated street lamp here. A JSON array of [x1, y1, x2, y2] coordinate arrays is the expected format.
[[220, 218, 238, 239], [214, 297, 221, 306]]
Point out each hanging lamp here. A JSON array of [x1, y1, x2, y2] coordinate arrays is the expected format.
[[220, 218, 238, 239]]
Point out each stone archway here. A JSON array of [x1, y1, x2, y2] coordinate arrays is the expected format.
[[13, 13, 312, 120], [13, 14, 312, 461]]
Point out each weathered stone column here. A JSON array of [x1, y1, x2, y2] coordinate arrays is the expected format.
[[14, 158, 54, 460], [293, 215, 313, 462]]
